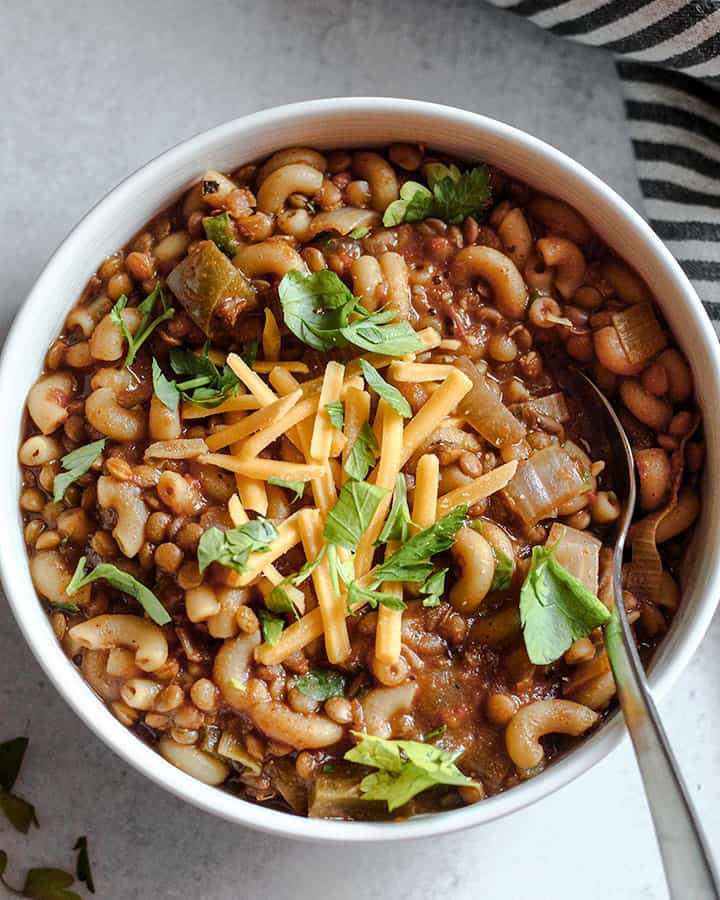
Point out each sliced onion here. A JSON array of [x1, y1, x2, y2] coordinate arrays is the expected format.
[[454, 357, 526, 448], [503, 445, 587, 525], [546, 522, 601, 594]]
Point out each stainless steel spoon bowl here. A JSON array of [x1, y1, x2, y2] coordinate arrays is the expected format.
[[568, 369, 719, 900]]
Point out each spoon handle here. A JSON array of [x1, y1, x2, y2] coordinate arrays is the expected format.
[[605, 592, 720, 899]]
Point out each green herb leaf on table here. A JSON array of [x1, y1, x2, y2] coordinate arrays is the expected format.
[[202, 211, 240, 257], [344, 732, 479, 811], [52, 440, 106, 503], [267, 477, 305, 502], [519, 543, 611, 665], [324, 400, 345, 431], [0, 737, 38, 834], [266, 585, 301, 620], [151, 358, 180, 412], [293, 670, 346, 701], [347, 581, 406, 612], [0, 789, 38, 834], [259, 610, 284, 646], [359, 360, 411, 418], [420, 567, 448, 608], [110, 284, 175, 368], [169, 342, 241, 408], [73, 837, 95, 895], [22, 867, 81, 900], [372, 505, 468, 586], [323, 481, 389, 551], [197, 519, 277, 574], [0, 737, 29, 793], [278, 270, 423, 355], [382, 164, 491, 227], [376, 474, 413, 544], [66, 557, 171, 626], [343, 422, 378, 482]]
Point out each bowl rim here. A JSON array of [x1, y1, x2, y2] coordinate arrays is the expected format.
[[2, 96, 719, 843]]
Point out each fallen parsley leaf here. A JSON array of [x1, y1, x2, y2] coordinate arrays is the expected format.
[[169, 342, 241, 408], [293, 670, 346, 701], [520, 543, 611, 665], [343, 421, 378, 481], [197, 519, 277, 574], [151, 358, 180, 412], [420, 567, 448, 608], [110, 284, 175, 368], [324, 400, 345, 431], [359, 360, 411, 418], [203, 211, 240, 257], [323, 481, 388, 551], [52, 440, 105, 503], [347, 581, 406, 612], [344, 732, 478, 811], [267, 477, 305, 502], [259, 610, 284, 646], [376, 473, 413, 544], [289, 548, 327, 585], [0, 790, 37, 834], [66, 557, 171, 626], [72, 837, 94, 895], [23, 867, 81, 900], [0, 737, 37, 834], [490, 549, 513, 592]]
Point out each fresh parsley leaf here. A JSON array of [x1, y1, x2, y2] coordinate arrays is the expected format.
[[382, 164, 491, 227], [372, 506, 468, 586], [293, 670, 346, 701], [491, 549, 513, 592], [22, 867, 81, 900], [348, 226, 370, 239], [259, 610, 284, 646], [278, 270, 423, 355], [241, 338, 259, 368], [323, 481, 388, 551], [267, 477, 305, 502], [73, 837, 95, 895], [66, 556, 171, 626], [344, 732, 479, 811], [347, 581, 406, 612], [376, 474, 413, 544], [202, 211, 240, 257], [0, 737, 29, 793], [169, 343, 241, 408], [266, 585, 301, 620], [110, 284, 175, 368], [52, 439, 106, 503], [420, 567, 448, 608], [519, 543, 611, 665], [359, 360, 411, 418], [289, 547, 327, 585], [151, 358, 180, 412], [343, 421, 378, 481], [197, 519, 277, 574], [324, 400, 345, 431]]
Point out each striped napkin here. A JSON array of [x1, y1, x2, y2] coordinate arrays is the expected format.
[[488, 0, 720, 326]]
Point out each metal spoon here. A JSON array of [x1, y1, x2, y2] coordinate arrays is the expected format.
[[568, 370, 719, 899]]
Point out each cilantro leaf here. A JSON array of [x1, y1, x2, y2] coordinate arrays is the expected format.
[[324, 400, 345, 431], [151, 358, 180, 412], [293, 670, 346, 701], [52, 439, 106, 503], [278, 270, 423, 355], [323, 481, 388, 551], [73, 837, 95, 894], [66, 557, 171, 626], [23, 868, 81, 900], [381, 164, 492, 227], [519, 543, 611, 665], [344, 732, 479, 811], [169, 343, 241, 408], [372, 506, 468, 585], [258, 610, 284, 646], [197, 519, 277, 574], [343, 421, 378, 481], [376, 474, 413, 544], [347, 581, 406, 612], [266, 585, 301, 620], [203, 211, 240, 257], [359, 360, 411, 418], [267, 477, 305, 502], [420, 567, 448, 608], [110, 284, 175, 368]]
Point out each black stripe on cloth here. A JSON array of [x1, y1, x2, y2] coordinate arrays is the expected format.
[[633, 141, 720, 180], [652, 219, 720, 242], [641, 179, 720, 206], [550, 0, 649, 37], [501, 0, 575, 17], [703, 302, 720, 318], [659, 26, 720, 72], [680, 259, 720, 281], [618, 60, 720, 108], [625, 101, 720, 146], [604, 3, 710, 55]]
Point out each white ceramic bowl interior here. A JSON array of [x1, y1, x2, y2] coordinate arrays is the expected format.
[[2, 98, 719, 843]]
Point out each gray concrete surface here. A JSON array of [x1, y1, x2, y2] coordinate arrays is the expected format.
[[1, 1, 717, 898]]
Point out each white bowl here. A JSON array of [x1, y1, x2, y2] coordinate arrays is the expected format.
[[2, 98, 719, 843]]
